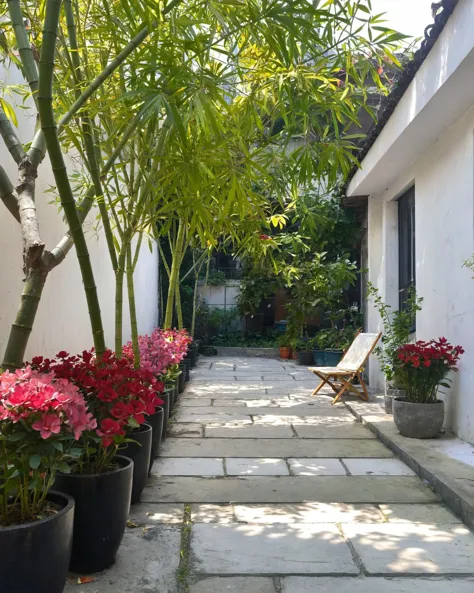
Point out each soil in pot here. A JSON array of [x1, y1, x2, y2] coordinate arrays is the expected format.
[[0, 491, 74, 593], [312, 349, 326, 366], [147, 406, 164, 473], [298, 351, 314, 366], [121, 424, 152, 504], [178, 367, 185, 393], [393, 398, 444, 439], [279, 346, 292, 359], [54, 455, 133, 574]]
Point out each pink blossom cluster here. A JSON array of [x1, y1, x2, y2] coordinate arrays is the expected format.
[[124, 329, 192, 376], [0, 366, 96, 440]]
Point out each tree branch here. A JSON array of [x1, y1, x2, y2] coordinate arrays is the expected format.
[[17, 159, 44, 269], [0, 106, 26, 164], [0, 165, 20, 222]]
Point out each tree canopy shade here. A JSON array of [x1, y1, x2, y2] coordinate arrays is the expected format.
[[0, 0, 408, 368]]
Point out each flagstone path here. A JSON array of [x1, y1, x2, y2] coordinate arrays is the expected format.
[[68, 357, 474, 592]]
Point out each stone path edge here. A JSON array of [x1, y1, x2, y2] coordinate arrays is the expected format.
[[344, 401, 474, 532]]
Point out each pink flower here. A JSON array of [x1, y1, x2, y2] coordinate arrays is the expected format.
[[32, 413, 61, 439]]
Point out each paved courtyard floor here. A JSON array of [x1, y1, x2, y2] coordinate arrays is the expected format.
[[68, 357, 474, 592]]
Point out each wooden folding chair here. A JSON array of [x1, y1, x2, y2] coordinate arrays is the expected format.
[[308, 332, 382, 405]]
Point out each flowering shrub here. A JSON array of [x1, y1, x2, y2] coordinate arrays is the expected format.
[[0, 367, 94, 525], [396, 338, 464, 403], [30, 350, 164, 474], [123, 328, 192, 377]]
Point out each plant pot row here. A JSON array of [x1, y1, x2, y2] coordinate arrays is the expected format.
[[0, 360, 195, 593], [279, 347, 344, 366]]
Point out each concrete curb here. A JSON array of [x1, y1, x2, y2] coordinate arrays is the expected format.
[[345, 400, 474, 532]]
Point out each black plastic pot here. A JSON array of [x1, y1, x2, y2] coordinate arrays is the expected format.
[[189, 345, 198, 368], [183, 358, 191, 382], [166, 383, 176, 412], [173, 382, 179, 404], [0, 491, 74, 593], [148, 407, 164, 473], [178, 366, 185, 393], [55, 455, 133, 574], [121, 424, 152, 504], [298, 351, 314, 366], [160, 390, 171, 441]]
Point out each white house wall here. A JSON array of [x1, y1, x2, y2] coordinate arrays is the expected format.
[[366, 104, 474, 445], [0, 64, 158, 360]]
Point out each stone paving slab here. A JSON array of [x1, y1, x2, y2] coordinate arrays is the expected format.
[[280, 577, 474, 593], [65, 526, 181, 593], [143, 476, 439, 504], [159, 438, 393, 458], [129, 503, 184, 524], [293, 424, 376, 439], [205, 426, 295, 439], [180, 398, 213, 407], [288, 458, 347, 476], [379, 504, 462, 524], [190, 577, 277, 593], [178, 406, 347, 417], [234, 503, 384, 524], [190, 523, 359, 575], [342, 523, 474, 574], [154, 458, 224, 476], [191, 504, 235, 523], [253, 414, 354, 426], [174, 413, 253, 424], [168, 423, 203, 438], [344, 458, 416, 476], [226, 458, 290, 476]]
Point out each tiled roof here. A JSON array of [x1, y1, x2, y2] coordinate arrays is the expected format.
[[345, 0, 459, 193]]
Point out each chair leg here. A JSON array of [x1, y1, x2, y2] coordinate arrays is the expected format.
[[312, 376, 329, 396], [358, 372, 369, 401], [331, 380, 351, 405]]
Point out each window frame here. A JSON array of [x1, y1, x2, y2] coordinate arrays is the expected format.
[[398, 186, 416, 319]]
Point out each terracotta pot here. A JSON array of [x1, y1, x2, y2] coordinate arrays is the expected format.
[[279, 346, 292, 359]]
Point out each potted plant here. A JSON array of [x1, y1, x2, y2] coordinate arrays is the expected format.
[[368, 284, 423, 413], [277, 334, 292, 359], [120, 422, 152, 504], [0, 366, 95, 593], [393, 338, 464, 438], [32, 350, 164, 574], [296, 337, 314, 366]]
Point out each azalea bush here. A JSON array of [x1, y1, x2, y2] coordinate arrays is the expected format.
[[396, 338, 464, 403], [30, 350, 164, 474], [123, 329, 192, 377], [0, 367, 95, 525]]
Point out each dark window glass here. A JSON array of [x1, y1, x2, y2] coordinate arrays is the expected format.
[[398, 187, 415, 313]]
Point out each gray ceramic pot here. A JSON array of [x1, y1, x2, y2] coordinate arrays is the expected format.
[[393, 398, 444, 439], [384, 387, 406, 414]]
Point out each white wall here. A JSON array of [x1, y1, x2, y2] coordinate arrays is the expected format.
[[0, 65, 158, 361], [198, 281, 241, 309], [366, 104, 474, 445]]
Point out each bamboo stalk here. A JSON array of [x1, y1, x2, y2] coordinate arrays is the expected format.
[[38, 0, 106, 357], [126, 243, 140, 367], [0, 165, 19, 222], [175, 279, 183, 330], [164, 221, 185, 329], [64, 0, 118, 271], [114, 238, 128, 358], [7, 0, 39, 102]]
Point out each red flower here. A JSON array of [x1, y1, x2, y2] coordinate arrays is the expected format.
[[97, 418, 124, 447], [111, 401, 131, 420], [259, 234, 270, 240]]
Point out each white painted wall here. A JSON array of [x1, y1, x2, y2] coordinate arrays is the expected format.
[[0, 65, 158, 360], [365, 104, 474, 445]]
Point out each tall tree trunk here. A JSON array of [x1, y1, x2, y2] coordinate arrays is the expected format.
[[38, 0, 106, 358], [126, 243, 140, 366], [114, 239, 129, 357], [164, 221, 185, 329], [175, 280, 183, 330]]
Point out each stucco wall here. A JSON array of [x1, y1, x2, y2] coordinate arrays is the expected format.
[[0, 65, 158, 361], [367, 105, 474, 445]]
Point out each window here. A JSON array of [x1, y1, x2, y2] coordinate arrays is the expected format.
[[398, 186, 415, 312]]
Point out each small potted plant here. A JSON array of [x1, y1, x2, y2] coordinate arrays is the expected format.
[[368, 284, 423, 413], [296, 337, 314, 366], [277, 334, 292, 359], [393, 338, 463, 438], [0, 366, 95, 593]]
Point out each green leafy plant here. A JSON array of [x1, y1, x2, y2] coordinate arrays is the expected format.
[[367, 283, 423, 383]]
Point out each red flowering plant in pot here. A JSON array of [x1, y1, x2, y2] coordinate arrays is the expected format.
[[0, 366, 94, 593], [30, 349, 164, 573], [392, 338, 464, 439]]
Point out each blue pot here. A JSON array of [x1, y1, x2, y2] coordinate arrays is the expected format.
[[312, 349, 326, 366], [325, 349, 343, 366]]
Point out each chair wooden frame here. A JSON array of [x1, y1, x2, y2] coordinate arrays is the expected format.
[[308, 332, 382, 405]]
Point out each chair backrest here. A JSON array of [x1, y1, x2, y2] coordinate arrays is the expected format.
[[337, 332, 381, 372]]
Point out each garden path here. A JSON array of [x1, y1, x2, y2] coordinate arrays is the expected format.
[[67, 357, 474, 593]]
